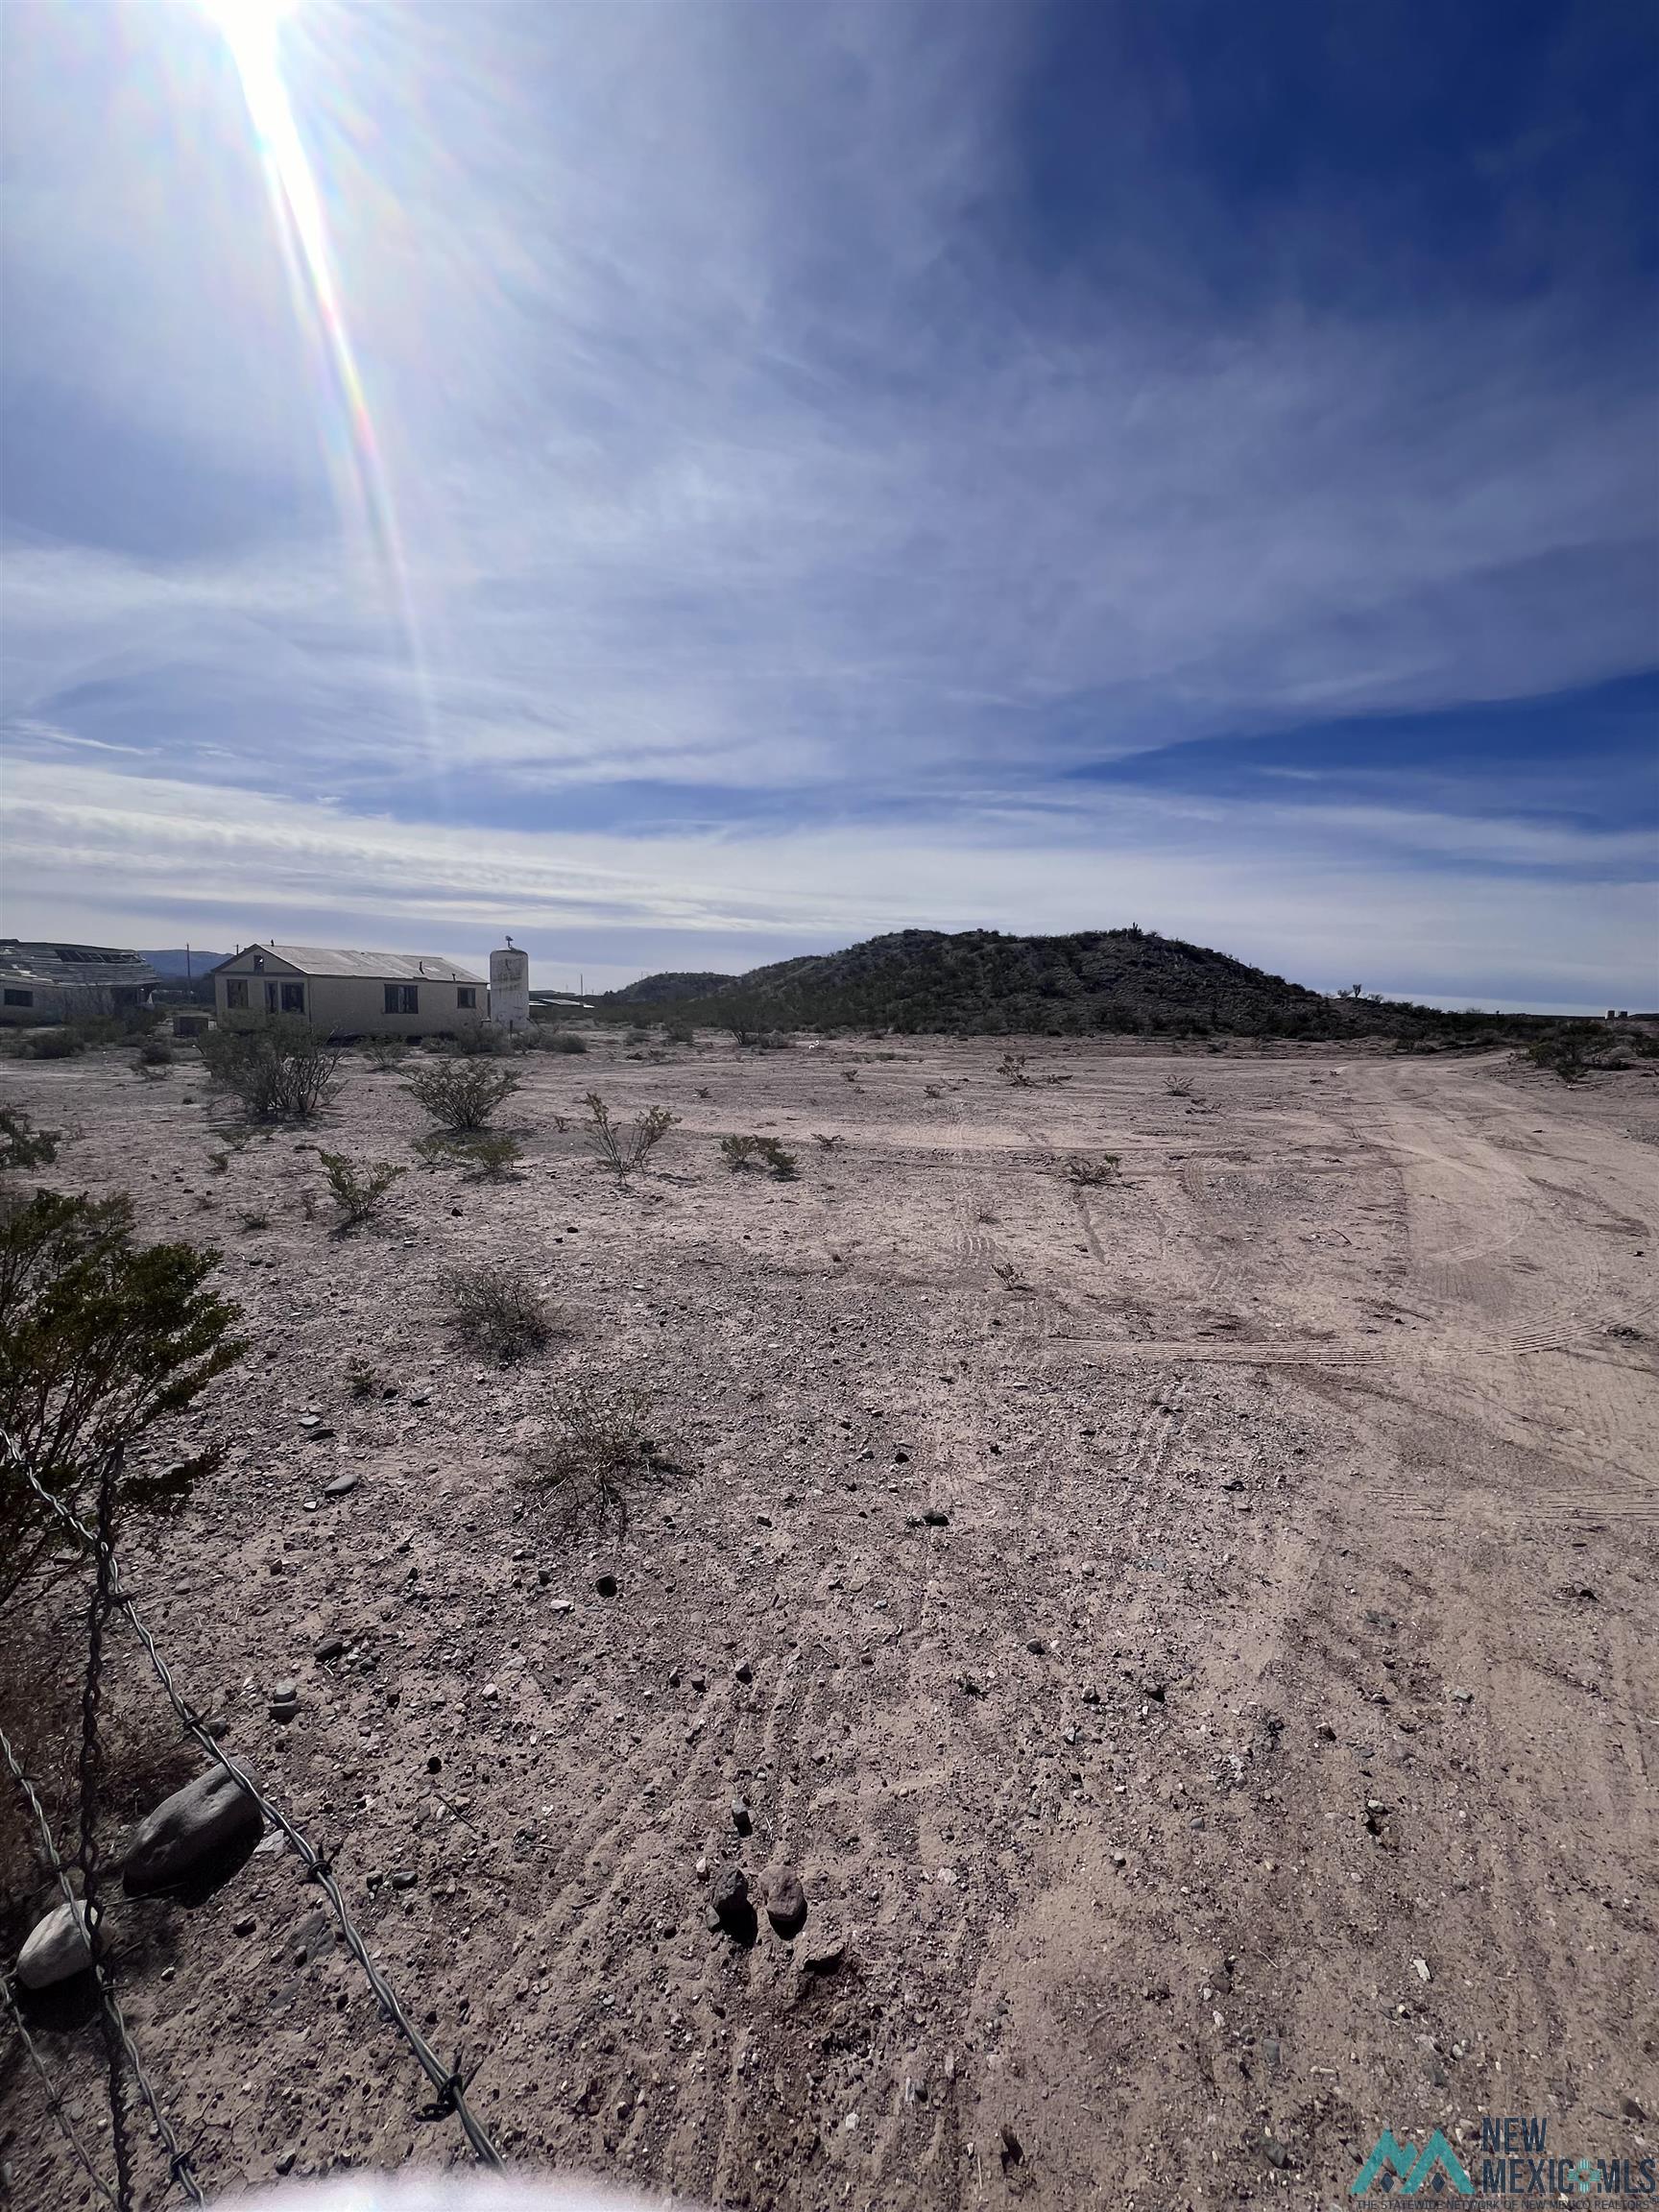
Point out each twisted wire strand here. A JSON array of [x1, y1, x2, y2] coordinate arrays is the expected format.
[[0, 1969, 118, 2207], [0, 1718, 204, 2205], [4, 1432, 502, 2170], [78, 1457, 135, 2208]]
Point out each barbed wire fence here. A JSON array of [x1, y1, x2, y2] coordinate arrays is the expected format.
[[1, 1430, 504, 2200]]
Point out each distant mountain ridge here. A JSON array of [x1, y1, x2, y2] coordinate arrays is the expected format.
[[140, 950, 230, 978], [598, 926, 1544, 1040]]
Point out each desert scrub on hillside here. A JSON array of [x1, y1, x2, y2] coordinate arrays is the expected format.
[[522, 1379, 673, 1536], [199, 1018, 341, 1120], [582, 1093, 678, 1180], [720, 1134, 798, 1179], [441, 1261, 553, 1360], [0, 1190, 245, 1601], [319, 1150, 407, 1230], [404, 1059, 521, 1131]]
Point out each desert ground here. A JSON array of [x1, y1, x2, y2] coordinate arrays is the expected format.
[[2, 1029, 1655, 2210]]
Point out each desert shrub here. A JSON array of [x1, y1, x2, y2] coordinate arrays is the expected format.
[[347, 1358, 378, 1399], [582, 1094, 678, 1179], [0, 1190, 245, 1602], [997, 1053, 1032, 1086], [521, 1379, 672, 1535], [136, 1035, 174, 1067], [662, 1020, 696, 1046], [812, 1132, 846, 1152], [523, 1027, 587, 1055], [319, 1150, 406, 1229], [1064, 1154, 1120, 1186], [404, 1059, 521, 1131], [625, 1026, 653, 1046], [1, 1105, 59, 1173], [199, 1018, 341, 1120], [457, 1132, 524, 1182], [1165, 1074, 1195, 1098], [10, 1026, 84, 1062], [992, 1259, 1032, 1291], [238, 1209, 270, 1232], [363, 1039, 410, 1073], [1526, 1030, 1593, 1084], [720, 1134, 796, 1178], [442, 1261, 552, 1360], [411, 1131, 458, 1170]]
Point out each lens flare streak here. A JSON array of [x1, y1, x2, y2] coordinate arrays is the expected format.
[[210, 1, 435, 741]]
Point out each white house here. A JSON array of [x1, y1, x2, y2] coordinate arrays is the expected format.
[[208, 944, 489, 1040]]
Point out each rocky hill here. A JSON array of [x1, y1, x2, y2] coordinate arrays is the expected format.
[[601, 926, 1554, 1041], [606, 970, 737, 1004]]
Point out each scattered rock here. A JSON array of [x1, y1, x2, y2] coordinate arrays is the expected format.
[[233, 1914, 256, 1936], [802, 1931, 846, 1974], [999, 2125, 1024, 2168], [389, 1869, 418, 1890], [1623, 2098, 1648, 2123], [17, 1901, 97, 1989], [923, 1508, 950, 1527], [306, 1428, 337, 1444], [122, 1767, 263, 1896], [764, 1865, 808, 1936], [709, 1868, 756, 1941], [314, 1636, 346, 1663], [270, 1682, 300, 1720], [1025, 1639, 1046, 1656], [734, 1661, 754, 1684], [593, 1573, 618, 1599], [323, 1473, 358, 1498], [1412, 1957, 1431, 1983], [731, 1796, 753, 1837]]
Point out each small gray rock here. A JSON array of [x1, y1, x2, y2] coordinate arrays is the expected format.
[[731, 1796, 753, 1836], [122, 1767, 262, 1895], [323, 1474, 358, 1498], [801, 1931, 845, 1974], [17, 1901, 97, 1989], [764, 1865, 808, 1937], [710, 1868, 751, 1932], [734, 1661, 754, 1684], [923, 1508, 950, 1527], [314, 1636, 346, 1663], [270, 1682, 300, 1719], [389, 1869, 418, 1890]]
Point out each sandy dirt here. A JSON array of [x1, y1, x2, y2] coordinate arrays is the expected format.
[[2, 1032, 1655, 2210]]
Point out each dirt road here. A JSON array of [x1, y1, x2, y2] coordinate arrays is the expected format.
[[3, 1036, 1655, 2208]]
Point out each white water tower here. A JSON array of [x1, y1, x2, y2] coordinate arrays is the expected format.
[[490, 936, 530, 1031]]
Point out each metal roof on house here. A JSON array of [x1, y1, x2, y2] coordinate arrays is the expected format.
[[0, 941, 160, 990], [212, 944, 485, 984]]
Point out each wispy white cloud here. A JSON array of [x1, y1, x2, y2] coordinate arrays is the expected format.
[[1, 2, 1651, 1000], [3, 758, 1648, 1009]]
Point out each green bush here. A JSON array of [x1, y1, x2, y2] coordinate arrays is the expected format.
[[1, 1104, 58, 1173], [720, 1134, 797, 1179], [582, 1094, 678, 1179], [456, 1132, 524, 1182], [404, 1060, 521, 1131], [199, 1018, 341, 1120], [363, 1039, 410, 1073], [318, 1150, 407, 1229], [136, 1035, 174, 1066], [0, 1190, 246, 1601]]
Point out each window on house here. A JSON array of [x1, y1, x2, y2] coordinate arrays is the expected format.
[[384, 984, 419, 1014], [3, 989, 33, 1007], [280, 982, 304, 1013], [456, 987, 476, 1010], [226, 979, 249, 1009], [252, 953, 265, 972], [264, 980, 280, 1012]]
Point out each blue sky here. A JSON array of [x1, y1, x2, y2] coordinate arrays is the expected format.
[[2, 0, 1654, 1007]]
